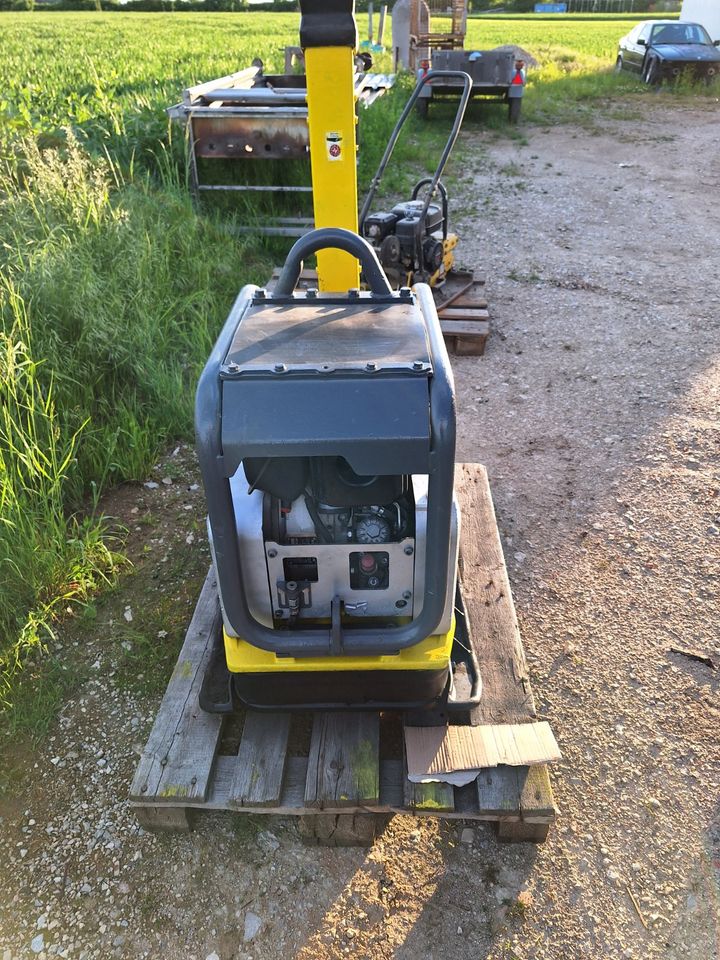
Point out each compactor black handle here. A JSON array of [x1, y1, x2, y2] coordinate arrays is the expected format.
[[272, 227, 394, 298]]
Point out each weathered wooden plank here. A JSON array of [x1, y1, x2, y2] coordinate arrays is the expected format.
[[304, 713, 380, 808], [266, 266, 318, 292], [134, 805, 195, 833], [519, 764, 556, 821], [404, 778, 455, 813], [453, 336, 489, 358], [130, 569, 223, 803], [204, 755, 402, 813], [475, 766, 522, 819], [442, 322, 490, 357], [133, 754, 553, 824], [498, 820, 550, 843], [439, 307, 490, 321], [475, 764, 556, 823], [441, 319, 490, 338], [229, 711, 291, 807], [455, 464, 536, 725], [299, 814, 379, 847]]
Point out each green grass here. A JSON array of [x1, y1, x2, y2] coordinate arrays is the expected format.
[[0, 10, 717, 737]]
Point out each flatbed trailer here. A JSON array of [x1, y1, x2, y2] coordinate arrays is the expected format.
[[130, 464, 558, 846], [417, 48, 526, 122]]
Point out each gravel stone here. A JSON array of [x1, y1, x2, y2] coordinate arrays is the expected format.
[[243, 912, 262, 942]]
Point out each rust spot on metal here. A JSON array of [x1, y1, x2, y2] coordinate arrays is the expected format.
[[193, 116, 308, 160]]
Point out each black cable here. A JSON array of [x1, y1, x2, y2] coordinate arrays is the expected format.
[[304, 493, 333, 544]]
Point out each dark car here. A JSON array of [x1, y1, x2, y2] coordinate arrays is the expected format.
[[616, 20, 720, 85]]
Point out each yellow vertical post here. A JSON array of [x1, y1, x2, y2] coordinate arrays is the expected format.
[[305, 47, 359, 292], [300, 1, 360, 292]]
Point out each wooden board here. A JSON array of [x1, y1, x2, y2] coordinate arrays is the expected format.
[[440, 307, 490, 321], [229, 711, 291, 807], [440, 319, 490, 357], [304, 713, 380, 808], [455, 464, 537, 725], [404, 778, 455, 813], [130, 570, 223, 804], [266, 266, 318, 293]]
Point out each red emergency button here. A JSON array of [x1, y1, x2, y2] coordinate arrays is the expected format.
[[360, 553, 377, 574]]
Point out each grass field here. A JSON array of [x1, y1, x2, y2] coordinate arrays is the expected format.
[[0, 12, 687, 152], [0, 11, 712, 734]]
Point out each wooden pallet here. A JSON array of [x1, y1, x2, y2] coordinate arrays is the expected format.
[[266, 267, 490, 358], [435, 270, 490, 357], [130, 465, 557, 844]]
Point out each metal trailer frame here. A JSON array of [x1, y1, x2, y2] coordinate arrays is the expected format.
[[416, 49, 526, 122], [168, 63, 394, 238]]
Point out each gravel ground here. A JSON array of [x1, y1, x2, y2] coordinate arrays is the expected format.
[[1, 101, 719, 960]]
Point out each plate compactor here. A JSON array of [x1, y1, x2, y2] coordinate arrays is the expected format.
[[196, 229, 480, 712], [360, 70, 472, 290], [195, 0, 480, 713]]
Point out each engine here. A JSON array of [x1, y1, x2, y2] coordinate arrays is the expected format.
[[363, 199, 446, 286], [225, 456, 429, 625]]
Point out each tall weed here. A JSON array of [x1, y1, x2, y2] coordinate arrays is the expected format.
[[0, 282, 119, 709], [0, 130, 270, 714]]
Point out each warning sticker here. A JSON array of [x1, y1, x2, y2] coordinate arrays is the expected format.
[[325, 132, 342, 162]]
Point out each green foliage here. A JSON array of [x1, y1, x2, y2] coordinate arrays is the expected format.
[[0, 277, 120, 710], [464, 14, 663, 60], [0, 127, 269, 711]]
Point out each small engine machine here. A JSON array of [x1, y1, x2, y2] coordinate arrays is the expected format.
[[360, 71, 472, 288], [195, 229, 480, 711]]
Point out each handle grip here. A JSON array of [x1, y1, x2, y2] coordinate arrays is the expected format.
[[272, 227, 394, 297]]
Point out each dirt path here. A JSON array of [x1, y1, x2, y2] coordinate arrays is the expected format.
[[1, 102, 719, 960]]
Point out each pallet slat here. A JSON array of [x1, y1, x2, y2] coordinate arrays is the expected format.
[[519, 764, 556, 822], [455, 465, 536, 725], [476, 764, 556, 823], [439, 307, 490, 321], [137, 754, 554, 823], [476, 766, 523, 818], [404, 779, 455, 812], [304, 713, 380, 808], [130, 570, 223, 804], [230, 711, 291, 807], [441, 321, 490, 357]]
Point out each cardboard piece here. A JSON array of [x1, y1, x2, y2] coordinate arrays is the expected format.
[[405, 721, 561, 786]]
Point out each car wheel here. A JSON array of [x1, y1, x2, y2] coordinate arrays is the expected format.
[[615, 55, 624, 74], [643, 58, 661, 85]]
